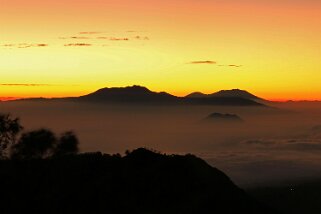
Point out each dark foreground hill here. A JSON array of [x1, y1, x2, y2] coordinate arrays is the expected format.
[[0, 148, 275, 214], [248, 180, 321, 214]]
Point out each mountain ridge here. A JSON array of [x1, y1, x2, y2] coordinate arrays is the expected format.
[[11, 85, 266, 106], [186, 89, 263, 100], [77, 85, 178, 103]]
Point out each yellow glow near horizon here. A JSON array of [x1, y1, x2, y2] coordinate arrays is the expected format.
[[0, 0, 320, 101]]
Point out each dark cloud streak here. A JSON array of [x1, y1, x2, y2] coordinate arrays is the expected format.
[[190, 61, 216, 64], [228, 64, 242, 67], [189, 60, 243, 68], [109, 37, 129, 41], [2, 43, 48, 48], [96, 37, 109, 39], [0, 83, 53, 87], [70, 36, 91, 39], [79, 31, 102, 34], [64, 43, 92, 47], [134, 36, 149, 40]]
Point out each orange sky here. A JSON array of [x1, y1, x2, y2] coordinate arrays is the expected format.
[[0, 0, 320, 101]]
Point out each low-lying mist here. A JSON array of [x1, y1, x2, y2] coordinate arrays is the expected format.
[[1, 100, 321, 187]]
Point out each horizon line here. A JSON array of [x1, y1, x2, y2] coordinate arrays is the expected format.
[[1, 85, 321, 102]]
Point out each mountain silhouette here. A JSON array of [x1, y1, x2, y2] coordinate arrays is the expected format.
[[0, 148, 275, 214], [77, 85, 178, 104], [75, 86, 264, 106], [184, 96, 263, 106], [13, 85, 266, 106], [186, 89, 263, 101], [185, 92, 208, 98], [205, 112, 244, 123]]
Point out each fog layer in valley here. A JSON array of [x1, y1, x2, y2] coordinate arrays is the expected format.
[[1, 101, 321, 187]]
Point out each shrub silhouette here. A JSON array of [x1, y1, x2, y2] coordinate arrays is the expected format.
[[10, 129, 80, 159], [0, 113, 79, 159], [11, 129, 57, 159], [0, 113, 23, 158], [55, 131, 79, 156]]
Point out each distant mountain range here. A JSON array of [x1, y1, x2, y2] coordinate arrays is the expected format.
[[13, 85, 266, 106], [75, 85, 264, 106]]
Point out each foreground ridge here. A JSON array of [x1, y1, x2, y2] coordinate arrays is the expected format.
[[0, 148, 275, 214]]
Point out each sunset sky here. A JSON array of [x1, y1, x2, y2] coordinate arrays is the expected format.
[[1, 0, 320, 101]]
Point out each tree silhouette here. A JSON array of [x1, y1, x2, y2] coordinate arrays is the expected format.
[[54, 131, 79, 156], [0, 113, 79, 159], [11, 129, 57, 160], [0, 113, 23, 158]]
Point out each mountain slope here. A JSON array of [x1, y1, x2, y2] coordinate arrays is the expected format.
[[186, 89, 263, 101], [184, 96, 264, 106], [211, 89, 262, 100], [77, 85, 178, 103], [0, 148, 276, 214], [185, 92, 208, 98]]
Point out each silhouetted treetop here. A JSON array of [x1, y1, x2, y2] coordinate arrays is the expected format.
[[0, 113, 79, 159], [55, 131, 79, 156], [0, 113, 23, 158], [10, 129, 79, 160], [11, 129, 56, 159]]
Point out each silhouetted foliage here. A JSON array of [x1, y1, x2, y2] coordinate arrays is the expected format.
[[0, 148, 276, 214], [1, 113, 79, 159], [10, 129, 57, 159], [54, 131, 79, 156], [10, 129, 80, 159], [0, 114, 23, 158]]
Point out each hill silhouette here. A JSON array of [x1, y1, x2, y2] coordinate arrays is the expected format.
[[184, 96, 263, 106], [0, 148, 275, 214], [186, 92, 207, 98], [205, 112, 244, 123], [186, 89, 263, 100], [77, 85, 178, 104]]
